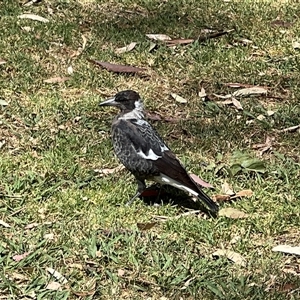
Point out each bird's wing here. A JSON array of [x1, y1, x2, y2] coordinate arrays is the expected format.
[[113, 118, 218, 212], [119, 119, 198, 191]]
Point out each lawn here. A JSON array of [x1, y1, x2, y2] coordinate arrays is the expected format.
[[0, 0, 300, 299]]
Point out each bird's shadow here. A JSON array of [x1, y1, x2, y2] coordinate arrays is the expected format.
[[139, 184, 217, 216]]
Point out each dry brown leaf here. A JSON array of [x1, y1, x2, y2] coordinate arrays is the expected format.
[[271, 20, 293, 28], [232, 97, 243, 110], [12, 252, 31, 262], [89, 60, 146, 74], [213, 194, 231, 202], [44, 77, 69, 83], [115, 42, 137, 54], [190, 174, 214, 188], [170, 93, 187, 104], [212, 249, 246, 266], [94, 165, 124, 176], [219, 208, 248, 219], [0, 220, 11, 228], [266, 110, 275, 116], [232, 87, 267, 97], [221, 181, 235, 195], [137, 222, 157, 231], [146, 111, 162, 121], [231, 189, 253, 199], [272, 245, 300, 256], [278, 124, 300, 133], [166, 38, 195, 46], [146, 34, 171, 41], [46, 281, 62, 291], [0, 59, 6, 65], [18, 14, 49, 23], [252, 136, 273, 156], [72, 290, 96, 297]]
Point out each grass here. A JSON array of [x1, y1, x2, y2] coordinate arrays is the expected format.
[[1, 0, 300, 299]]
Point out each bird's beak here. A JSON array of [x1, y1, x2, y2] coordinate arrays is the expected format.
[[99, 97, 118, 106]]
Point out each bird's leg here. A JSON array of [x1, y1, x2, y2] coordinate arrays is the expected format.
[[155, 184, 163, 203], [126, 179, 146, 206]]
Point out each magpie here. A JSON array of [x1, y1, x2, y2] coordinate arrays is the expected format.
[[99, 90, 219, 214]]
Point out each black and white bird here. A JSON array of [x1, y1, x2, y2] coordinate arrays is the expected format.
[[99, 90, 219, 214]]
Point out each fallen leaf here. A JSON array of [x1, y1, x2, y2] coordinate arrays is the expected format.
[[278, 124, 300, 133], [272, 245, 300, 256], [198, 87, 206, 99], [67, 66, 73, 74], [232, 87, 267, 97], [230, 189, 253, 199], [18, 14, 49, 23], [271, 20, 293, 28], [22, 26, 32, 32], [212, 249, 246, 266], [180, 276, 196, 290], [44, 233, 54, 240], [0, 59, 6, 65], [46, 268, 68, 284], [232, 97, 243, 110], [148, 42, 158, 52], [44, 77, 69, 83], [219, 208, 248, 219], [46, 281, 61, 291], [146, 34, 171, 41], [137, 222, 157, 231], [115, 42, 137, 54], [12, 252, 31, 262], [213, 194, 231, 202], [72, 290, 96, 297], [170, 93, 187, 104], [221, 181, 235, 195], [88, 60, 146, 74], [213, 93, 232, 99], [292, 41, 300, 49], [166, 38, 195, 46], [0, 99, 9, 106], [252, 136, 273, 156], [10, 272, 28, 281], [94, 165, 124, 176], [146, 111, 162, 121], [117, 269, 125, 276], [257, 114, 265, 121], [190, 174, 214, 188], [0, 220, 11, 227], [266, 110, 275, 116], [233, 38, 253, 46], [223, 82, 268, 89]]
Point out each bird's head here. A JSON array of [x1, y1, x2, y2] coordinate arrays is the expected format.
[[99, 90, 143, 113]]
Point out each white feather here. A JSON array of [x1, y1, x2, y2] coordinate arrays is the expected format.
[[120, 100, 144, 120], [137, 149, 161, 160], [153, 174, 198, 197]]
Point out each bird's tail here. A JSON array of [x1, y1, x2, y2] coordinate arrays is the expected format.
[[197, 188, 219, 214]]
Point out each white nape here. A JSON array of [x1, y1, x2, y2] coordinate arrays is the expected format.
[[120, 99, 144, 120]]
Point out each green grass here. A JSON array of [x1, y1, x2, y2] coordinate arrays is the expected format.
[[1, 0, 300, 299]]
